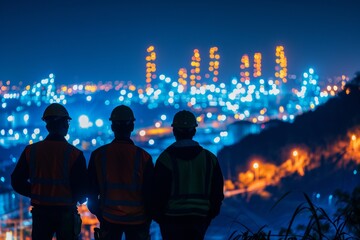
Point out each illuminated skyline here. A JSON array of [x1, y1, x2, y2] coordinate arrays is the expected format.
[[1, 0, 360, 85]]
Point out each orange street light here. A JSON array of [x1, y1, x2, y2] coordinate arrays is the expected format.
[[292, 150, 298, 157], [253, 162, 259, 180], [351, 134, 356, 141]]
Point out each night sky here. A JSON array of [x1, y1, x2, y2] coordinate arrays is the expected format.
[[1, 0, 359, 85]]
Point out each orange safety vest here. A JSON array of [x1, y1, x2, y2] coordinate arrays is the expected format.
[[94, 142, 150, 225], [25, 140, 80, 206]]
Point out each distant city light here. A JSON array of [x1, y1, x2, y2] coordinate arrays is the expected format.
[[95, 119, 104, 127], [220, 131, 228, 137], [79, 115, 92, 128], [328, 194, 333, 205], [139, 130, 146, 137], [23, 114, 29, 122], [292, 150, 298, 157], [73, 139, 80, 146], [159, 74, 165, 80]]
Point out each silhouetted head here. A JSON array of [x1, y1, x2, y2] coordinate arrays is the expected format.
[[42, 103, 71, 136], [109, 105, 135, 138], [171, 110, 198, 141]]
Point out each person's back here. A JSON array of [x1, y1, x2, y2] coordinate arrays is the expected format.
[[88, 105, 153, 240], [152, 110, 224, 240], [11, 103, 88, 240]]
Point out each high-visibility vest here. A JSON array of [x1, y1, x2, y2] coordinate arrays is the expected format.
[[25, 140, 80, 206], [94, 142, 150, 224], [160, 149, 217, 217]]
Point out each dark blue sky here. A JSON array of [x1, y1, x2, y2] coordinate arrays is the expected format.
[[1, 0, 359, 85]]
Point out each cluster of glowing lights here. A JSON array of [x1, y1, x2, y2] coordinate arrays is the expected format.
[[208, 47, 220, 82], [225, 129, 360, 200], [0, 46, 353, 150], [0, 80, 12, 94], [253, 53, 262, 77], [190, 49, 201, 86], [178, 68, 188, 87], [145, 45, 157, 85], [240, 54, 250, 82], [275, 45, 288, 84]]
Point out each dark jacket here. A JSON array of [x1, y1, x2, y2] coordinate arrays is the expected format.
[[11, 133, 88, 207], [152, 139, 224, 224]]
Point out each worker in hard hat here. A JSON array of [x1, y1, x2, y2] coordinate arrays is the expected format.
[[87, 105, 154, 240], [152, 110, 224, 240], [11, 103, 88, 240]]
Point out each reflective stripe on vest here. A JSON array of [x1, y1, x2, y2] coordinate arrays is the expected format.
[[98, 145, 146, 224], [28, 143, 75, 206], [166, 149, 215, 217]]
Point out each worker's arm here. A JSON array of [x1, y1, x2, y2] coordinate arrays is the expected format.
[[142, 154, 154, 218], [70, 151, 88, 205], [87, 152, 101, 217], [209, 159, 224, 219], [11, 149, 31, 197], [151, 154, 172, 223]]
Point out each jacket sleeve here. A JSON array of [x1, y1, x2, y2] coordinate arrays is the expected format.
[[70, 151, 88, 205], [151, 153, 172, 223], [209, 159, 224, 219], [11, 149, 31, 198], [142, 154, 154, 218], [87, 152, 101, 217]]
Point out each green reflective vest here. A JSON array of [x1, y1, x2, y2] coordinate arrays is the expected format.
[[159, 149, 217, 217]]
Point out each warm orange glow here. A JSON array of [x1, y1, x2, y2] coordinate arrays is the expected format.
[[292, 150, 298, 157], [352, 134, 357, 141], [225, 128, 360, 199], [279, 106, 284, 113], [145, 127, 172, 136], [147, 45, 154, 52]]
